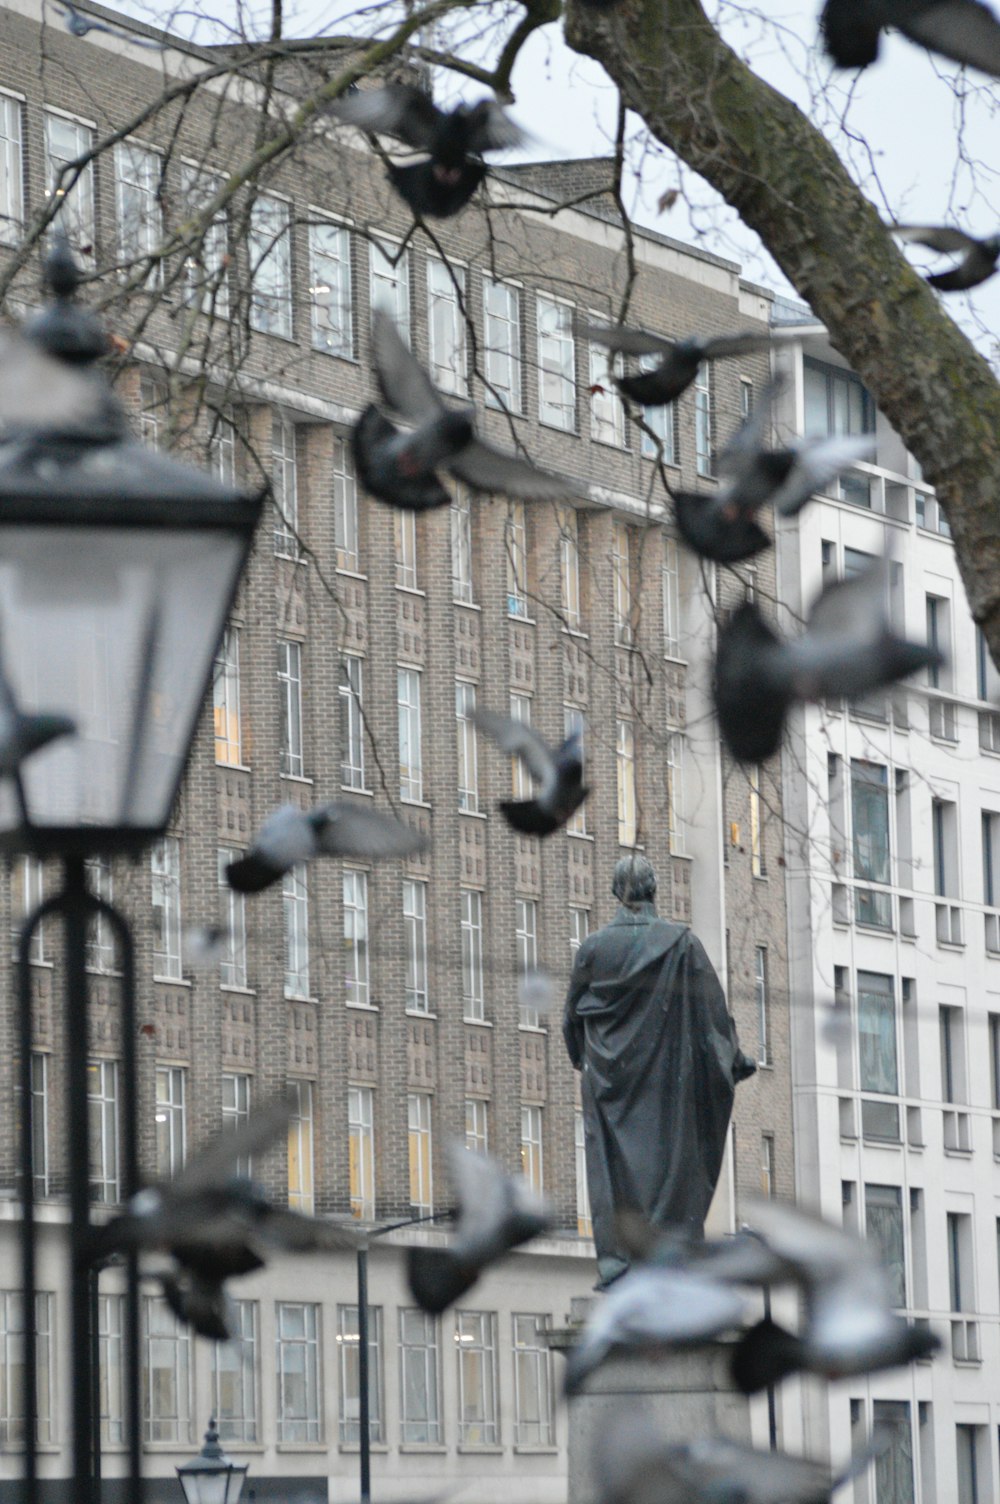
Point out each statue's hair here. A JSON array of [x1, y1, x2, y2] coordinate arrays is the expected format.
[[611, 854, 657, 904]]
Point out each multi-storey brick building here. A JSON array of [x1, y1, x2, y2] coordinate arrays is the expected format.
[[0, 3, 793, 1497]]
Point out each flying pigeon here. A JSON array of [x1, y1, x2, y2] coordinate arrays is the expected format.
[[408, 1140, 552, 1315], [55, 2, 164, 48], [581, 321, 820, 407], [354, 311, 581, 511], [226, 800, 429, 894], [731, 1198, 939, 1393], [714, 561, 941, 761], [88, 1097, 365, 1340], [821, 0, 1000, 78], [563, 1260, 747, 1395], [890, 223, 1000, 291], [474, 708, 589, 835], [330, 83, 526, 218]]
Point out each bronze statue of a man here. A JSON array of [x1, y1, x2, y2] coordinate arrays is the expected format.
[[563, 856, 755, 1286]]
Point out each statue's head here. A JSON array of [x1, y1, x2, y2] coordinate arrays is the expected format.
[[611, 854, 657, 906]]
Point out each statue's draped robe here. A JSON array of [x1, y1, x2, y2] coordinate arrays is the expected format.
[[563, 904, 743, 1278]]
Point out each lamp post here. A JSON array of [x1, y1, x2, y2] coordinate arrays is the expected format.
[[7, 242, 262, 1504], [176, 1417, 249, 1504]]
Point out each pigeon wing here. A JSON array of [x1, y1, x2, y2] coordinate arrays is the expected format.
[[900, 0, 1000, 78], [168, 1096, 294, 1195], [445, 1140, 521, 1257], [742, 1196, 869, 1286], [672, 1436, 835, 1503], [462, 99, 528, 154], [890, 222, 980, 254], [803, 559, 887, 646], [578, 322, 674, 357], [254, 1207, 366, 1255], [446, 437, 582, 501], [330, 83, 442, 150], [372, 310, 443, 421], [314, 803, 429, 859], [474, 709, 556, 790], [772, 434, 876, 516]]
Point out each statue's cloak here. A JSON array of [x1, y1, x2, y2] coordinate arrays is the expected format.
[[563, 903, 743, 1274]]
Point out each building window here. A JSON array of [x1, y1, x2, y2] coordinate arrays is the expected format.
[[213, 627, 242, 766], [99, 1293, 125, 1445], [45, 111, 94, 250], [213, 1300, 258, 1443], [217, 848, 248, 989], [575, 1110, 592, 1236], [403, 879, 429, 1013], [925, 594, 953, 691], [694, 363, 713, 477], [399, 1309, 441, 1444], [0, 1292, 53, 1445], [151, 837, 182, 980], [932, 798, 959, 899], [249, 194, 293, 338], [343, 868, 370, 1008], [11, 857, 44, 963], [948, 1212, 974, 1313], [483, 277, 521, 411], [465, 1098, 489, 1155], [338, 1305, 383, 1443], [408, 1093, 433, 1215], [612, 521, 636, 645], [221, 1073, 252, 1178], [666, 732, 686, 856], [283, 863, 310, 999], [348, 1085, 375, 1219], [983, 812, 1000, 911], [456, 681, 479, 814], [956, 1424, 981, 1504], [760, 1133, 775, 1198], [88, 1059, 119, 1204], [0, 94, 23, 240], [516, 899, 540, 1027], [208, 405, 237, 483], [755, 946, 770, 1065], [852, 760, 891, 928], [569, 907, 590, 959], [804, 357, 875, 438], [276, 1302, 321, 1443], [114, 140, 163, 281], [510, 694, 533, 801], [370, 237, 410, 341], [537, 293, 575, 431], [506, 501, 529, 617], [427, 258, 466, 393], [451, 489, 474, 603], [334, 437, 360, 571], [85, 856, 116, 973], [564, 707, 587, 836], [398, 669, 423, 802], [142, 1296, 191, 1443], [28, 1054, 48, 1199], [179, 162, 228, 315], [520, 1104, 543, 1193], [455, 1310, 499, 1445], [590, 333, 626, 447], [139, 372, 167, 449], [309, 218, 353, 357], [865, 1184, 905, 1307], [338, 656, 366, 791], [461, 889, 485, 1022], [277, 639, 304, 778], [616, 720, 637, 847], [272, 414, 299, 558], [662, 538, 681, 656], [395, 508, 418, 590], [286, 1080, 315, 1215], [639, 354, 676, 463], [858, 971, 899, 1142], [512, 1314, 553, 1446], [557, 505, 582, 630], [749, 763, 766, 877], [872, 1400, 914, 1504], [155, 1066, 186, 1178]]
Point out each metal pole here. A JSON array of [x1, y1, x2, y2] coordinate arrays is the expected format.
[[763, 1285, 778, 1451], [357, 1244, 370, 1504], [90, 1263, 101, 1488]]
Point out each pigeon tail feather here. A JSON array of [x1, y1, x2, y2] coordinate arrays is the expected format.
[[407, 1246, 480, 1314]]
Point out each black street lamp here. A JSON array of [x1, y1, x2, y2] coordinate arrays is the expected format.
[[8, 243, 263, 1504], [176, 1417, 250, 1504]]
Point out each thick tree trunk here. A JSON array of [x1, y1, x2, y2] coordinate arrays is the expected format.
[[565, 0, 1000, 662]]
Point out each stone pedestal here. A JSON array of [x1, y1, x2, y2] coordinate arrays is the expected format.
[[549, 1332, 751, 1504]]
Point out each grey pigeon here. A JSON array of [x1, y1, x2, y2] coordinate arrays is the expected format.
[[89, 1097, 365, 1340], [0, 670, 75, 780], [564, 1261, 747, 1395], [581, 321, 820, 407], [55, 2, 164, 48], [731, 1198, 939, 1393], [714, 561, 941, 761], [596, 1410, 880, 1504], [355, 312, 582, 511], [891, 222, 1000, 291], [822, 0, 1000, 77], [226, 800, 429, 893], [407, 1140, 552, 1314], [330, 84, 525, 218], [474, 708, 589, 835]]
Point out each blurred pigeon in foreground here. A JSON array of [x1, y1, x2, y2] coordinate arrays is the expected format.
[[90, 1097, 365, 1339], [408, 1140, 552, 1314], [822, 0, 1000, 77], [55, 2, 164, 47], [714, 561, 941, 761], [354, 312, 581, 511], [330, 83, 525, 217], [475, 708, 589, 835], [582, 321, 819, 407], [890, 222, 1000, 290], [226, 800, 428, 893], [596, 1410, 881, 1504], [564, 1260, 746, 1395], [0, 671, 75, 780], [731, 1198, 939, 1393]]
